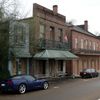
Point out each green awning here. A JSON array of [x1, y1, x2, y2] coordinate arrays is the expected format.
[[15, 52, 31, 58], [34, 50, 78, 60], [13, 49, 31, 58]]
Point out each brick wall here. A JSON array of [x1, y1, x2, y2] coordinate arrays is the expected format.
[[33, 3, 67, 42], [69, 27, 100, 75]]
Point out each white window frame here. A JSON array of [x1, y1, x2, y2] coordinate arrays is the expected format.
[[89, 41, 92, 49], [75, 38, 78, 49], [93, 42, 96, 50], [40, 24, 45, 39], [85, 40, 88, 49], [81, 39, 84, 49]]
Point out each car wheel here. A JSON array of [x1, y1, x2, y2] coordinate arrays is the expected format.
[[43, 82, 49, 90], [96, 74, 98, 77], [18, 84, 26, 94]]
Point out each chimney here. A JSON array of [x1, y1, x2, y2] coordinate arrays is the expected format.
[[53, 5, 58, 14], [84, 20, 88, 31]]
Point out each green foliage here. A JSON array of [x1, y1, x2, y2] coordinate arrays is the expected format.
[[0, 68, 10, 80], [0, 22, 9, 67], [0, 0, 23, 78]]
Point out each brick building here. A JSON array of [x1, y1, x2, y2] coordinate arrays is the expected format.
[[67, 21, 100, 76], [31, 3, 77, 77], [4, 3, 100, 78], [7, 3, 77, 77]]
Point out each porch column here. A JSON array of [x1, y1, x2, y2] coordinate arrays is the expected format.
[[55, 60, 58, 75], [45, 60, 49, 76], [26, 59, 29, 74], [63, 61, 66, 73], [16, 58, 20, 75]]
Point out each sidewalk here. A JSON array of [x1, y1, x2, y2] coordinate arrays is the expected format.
[[48, 76, 81, 85]]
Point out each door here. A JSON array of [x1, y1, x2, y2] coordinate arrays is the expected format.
[[25, 75, 39, 90], [58, 60, 63, 72]]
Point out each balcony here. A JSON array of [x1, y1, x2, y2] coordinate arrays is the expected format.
[[32, 39, 70, 50], [72, 48, 100, 55]]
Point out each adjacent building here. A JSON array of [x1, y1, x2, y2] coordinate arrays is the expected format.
[[67, 21, 100, 76]]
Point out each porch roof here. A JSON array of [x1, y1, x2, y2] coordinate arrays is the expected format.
[[15, 52, 31, 58], [34, 50, 78, 60]]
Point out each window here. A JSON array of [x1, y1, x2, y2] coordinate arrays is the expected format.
[[75, 38, 78, 49], [89, 41, 92, 49], [50, 26, 55, 40], [91, 69, 96, 72], [25, 75, 36, 81], [14, 24, 25, 45], [96, 43, 99, 50], [93, 42, 96, 50], [81, 39, 84, 49], [58, 28, 63, 42], [85, 69, 91, 73], [12, 76, 22, 79], [85, 40, 88, 49], [40, 24, 45, 39], [91, 59, 95, 68]]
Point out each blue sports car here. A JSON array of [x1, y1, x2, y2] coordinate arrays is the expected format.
[[0, 75, 49, 94]]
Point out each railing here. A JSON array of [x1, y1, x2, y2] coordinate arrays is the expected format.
[[34, 72, 69, 79], [72, 48, 100, 55], [32, 39, 70, 50]]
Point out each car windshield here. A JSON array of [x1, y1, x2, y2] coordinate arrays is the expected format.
[[8, 75, 37, 80], [82, 68, 96, 73], [10, 75, 22, 79], [83, 69, 91, 72], [24, 75, 36, 80]]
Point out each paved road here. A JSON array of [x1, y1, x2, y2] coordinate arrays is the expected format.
[[1, 77, 100, 100]]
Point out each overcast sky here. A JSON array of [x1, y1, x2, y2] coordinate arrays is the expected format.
[[18, 0, 100, 34]]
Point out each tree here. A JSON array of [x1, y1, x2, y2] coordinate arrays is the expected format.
[[0, 0, 22, 79], [0, 0, 21, 21]]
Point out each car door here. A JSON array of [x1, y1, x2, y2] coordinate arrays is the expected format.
[[91, 69, 95, 77], [93, 69, 97, 77], [25, 75, 39, 90]]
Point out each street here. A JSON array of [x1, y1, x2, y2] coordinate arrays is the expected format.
[[1, 77, 100, 100]]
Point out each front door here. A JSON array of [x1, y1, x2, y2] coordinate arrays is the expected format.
[[58, 60, 63, 72], [39, 60, 46, 75]]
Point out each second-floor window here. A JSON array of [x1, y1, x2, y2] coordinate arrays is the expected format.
[[14, 24, 25, 45], [58, 28, 63, 42], [93, 42, 96, 50], [85, 40, 88, 49], [96, 43, 99, 50], [81, 39, 84, 49], [50, 26, 55, 40], [75, 38, 78, 49], [40, 24, 45, 39], [89, 41, 92, 49]]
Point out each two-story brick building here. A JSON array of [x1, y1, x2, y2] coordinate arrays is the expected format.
[[8, 3, 77, 77], [67, 20, 100, 76], [31, 4, 77, 77], [3, 3, 100, 78]]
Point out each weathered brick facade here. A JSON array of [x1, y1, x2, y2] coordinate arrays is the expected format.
[[31, 3, 71, 77], [67, 21, 100, 76], [33, 3, 67, 44], [7, 3, 100, 77]]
